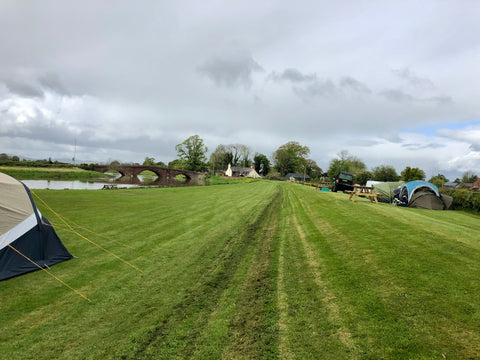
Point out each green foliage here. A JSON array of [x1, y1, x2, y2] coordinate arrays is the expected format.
[[273, 141, 310, 176], [253, 153, 270, 176], [441, 189, 480, 212], [209, 144, 230, 171], [461, 171, 478, 184], [327, 151, 366, 183], [210, 144, 251, 170], [401, 166, 426, 181], [372, 165, 400, 182], [175, 134, 208, 171], [167, 159, 185, 169], [429, 173, 449, 188], [142, 157, 156, 165], [356, 170, 373, 185]]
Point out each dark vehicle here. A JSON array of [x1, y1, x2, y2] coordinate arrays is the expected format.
[[332, 171, 354, 192]]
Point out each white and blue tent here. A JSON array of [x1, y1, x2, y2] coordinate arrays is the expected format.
[[399, 180, 453, 210], [0, 172, 72, 280]]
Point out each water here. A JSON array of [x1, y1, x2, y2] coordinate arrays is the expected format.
[[22, 180, 143, 190]]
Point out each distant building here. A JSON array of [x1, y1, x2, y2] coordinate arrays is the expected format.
[[224, 164, 262, 178], [285, 173, 311, 182], [473, 178, 480, 191], [443, 182, 458, 190]]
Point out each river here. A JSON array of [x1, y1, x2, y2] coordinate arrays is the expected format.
[[21, 179, 144, 190]]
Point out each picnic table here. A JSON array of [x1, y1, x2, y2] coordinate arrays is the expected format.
[[347, 185, 381, 204]]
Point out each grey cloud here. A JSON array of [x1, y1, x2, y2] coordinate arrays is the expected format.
[[3, 79, 43, 98], [1, 71, 70, 98], [270, 69, 371, 100], [293, 79, 337, 100], [380, 131, 403, 143], [38, 73, 70, 96], [339, 77, 371, 94], [392, 67, 434, 88], [268, 68, 317, 83], [381, 89, 454, 106], [198, 54, 263, 89], [380, 89, 415, 102], [424, 95, 453, 105]]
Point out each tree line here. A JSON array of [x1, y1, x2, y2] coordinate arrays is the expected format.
[[2, 134, 478, 187], [150, 135, 478, 188]]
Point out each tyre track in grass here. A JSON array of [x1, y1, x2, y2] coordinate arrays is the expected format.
[[286, 188, 358, 357], [221, 190, 282, 359], [127, 186, 282, 359]]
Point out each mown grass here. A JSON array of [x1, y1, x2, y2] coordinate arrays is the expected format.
[[1, 182, 480, 359]]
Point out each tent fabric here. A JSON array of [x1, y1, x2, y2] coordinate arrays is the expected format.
[[399, 180, 452, 210], [372, 181, 405, 202], [0, 172, 73, 280], [441, 194, 454, 210], [400, 181, 440, 202], [408, 190, 445, 210]]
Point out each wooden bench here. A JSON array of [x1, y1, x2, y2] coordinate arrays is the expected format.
[[348, 185, 381, 204]]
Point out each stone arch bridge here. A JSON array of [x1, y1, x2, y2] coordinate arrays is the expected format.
[[94, 165, 206, 186]]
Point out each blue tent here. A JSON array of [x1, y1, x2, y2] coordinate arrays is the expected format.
[[0, 172, 73, 280], [400, 180, 440, 202], [399, 180, 452, 210]]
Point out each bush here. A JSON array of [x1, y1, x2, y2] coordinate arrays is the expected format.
[[440, 189, 480, 212]]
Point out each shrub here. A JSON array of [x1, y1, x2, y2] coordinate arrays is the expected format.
[[440, 189, 480, 212]]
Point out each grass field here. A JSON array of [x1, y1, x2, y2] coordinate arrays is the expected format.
[[2, 181, 480, 359]]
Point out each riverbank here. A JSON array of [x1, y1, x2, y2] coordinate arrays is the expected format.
[[0, 166, 109, 180]]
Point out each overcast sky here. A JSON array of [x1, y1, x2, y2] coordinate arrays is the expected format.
[[1, 1, 479, 179]]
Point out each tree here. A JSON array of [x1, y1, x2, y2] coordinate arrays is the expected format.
[[253, 153, 270, 176], [143, 157, 156, 165], [428, 174, 449, 188], [305, 159, 322, 180], [273, 141, 310, 176], [461, 171, 478, 184], [175, 135, 208, 171], [372, 165, 400, 182], [209, 144, 230, 172], [356, 170, 373, 185], [401, 166, 425, 181], [238, 145, 252, 167], [327, 150, 366, 182]]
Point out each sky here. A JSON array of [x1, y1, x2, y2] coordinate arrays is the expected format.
[[1, 1, 480, 180]]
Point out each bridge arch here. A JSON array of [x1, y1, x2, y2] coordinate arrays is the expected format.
[[93, 165, 205, 186]]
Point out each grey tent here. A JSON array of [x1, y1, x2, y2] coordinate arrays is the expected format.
[[0, 172, 73, 280]]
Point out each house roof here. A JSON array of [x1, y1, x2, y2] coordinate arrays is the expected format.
[[285, 173, 311, 179]]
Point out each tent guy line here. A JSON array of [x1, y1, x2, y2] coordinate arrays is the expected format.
[[31, 190, 144, 274], [0, 230, 91, 302]]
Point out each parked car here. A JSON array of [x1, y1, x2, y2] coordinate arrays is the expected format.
[[332, 171, 354, 192]]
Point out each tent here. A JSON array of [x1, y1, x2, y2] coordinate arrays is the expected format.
[[0, 172, 73, 280], [399, 180, 453, 210], [371, 181, 405, 202]]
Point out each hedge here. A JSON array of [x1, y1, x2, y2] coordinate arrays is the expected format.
[[440, 189, 480, 212]]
